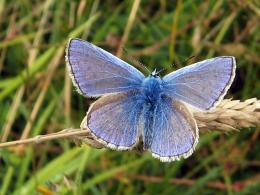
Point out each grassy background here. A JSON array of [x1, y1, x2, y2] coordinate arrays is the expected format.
[[0, 0, 259, 194]]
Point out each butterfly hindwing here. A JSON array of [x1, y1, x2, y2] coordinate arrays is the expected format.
[[149, 97, 199, 162], [81, 92, 144, 150], [162, 56, 236, 110], [66, 38, 145, 97]]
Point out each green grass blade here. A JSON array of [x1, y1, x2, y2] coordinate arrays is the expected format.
[[14, 148, 82, 195], [0, 166, 14, 195], [0, 47, 56, 100], [82, 157, 147, 191]]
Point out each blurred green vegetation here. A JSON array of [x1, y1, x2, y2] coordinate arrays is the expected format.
[[0, 0, 259, 194]]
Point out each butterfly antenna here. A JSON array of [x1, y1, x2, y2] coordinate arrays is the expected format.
[[156, 68, 165, 75], [171, 55, 195, 67], [183, 55, 195, 64], [123, 48, 151, 74]]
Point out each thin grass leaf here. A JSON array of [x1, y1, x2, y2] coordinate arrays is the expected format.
[[82, 157, 147, 190], [0, 47, 56, 100]]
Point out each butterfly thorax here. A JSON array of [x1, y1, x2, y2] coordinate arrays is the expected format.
[[141, 76, 163, 105]]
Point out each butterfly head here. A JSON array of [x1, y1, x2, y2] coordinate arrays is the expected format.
[[150, 68, 165, 78]]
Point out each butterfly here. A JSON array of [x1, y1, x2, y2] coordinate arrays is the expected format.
[[65, 38, 236, 162]]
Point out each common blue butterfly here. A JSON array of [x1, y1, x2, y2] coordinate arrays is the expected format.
[[66, 38, 236, 162]]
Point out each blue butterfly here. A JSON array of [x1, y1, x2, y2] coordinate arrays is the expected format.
[[66, 38, 236, 162]]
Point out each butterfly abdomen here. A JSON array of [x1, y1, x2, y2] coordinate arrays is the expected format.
[[142, 103, 155, 149]]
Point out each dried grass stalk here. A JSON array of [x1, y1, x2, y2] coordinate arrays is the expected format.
[[76, 98, 260, 148], [194, 98, 260, 132], [0, 98, 259, 149]]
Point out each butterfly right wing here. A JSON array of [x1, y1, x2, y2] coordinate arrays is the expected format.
[[162, 57, 236, 110], [66, 38, 145, 97]]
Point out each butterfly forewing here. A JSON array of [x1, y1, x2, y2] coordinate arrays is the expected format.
[[66, 38, 145, 97], [162, 56, 236, 110]]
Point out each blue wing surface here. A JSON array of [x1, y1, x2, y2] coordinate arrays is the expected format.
[[66, 38, 145, 97], [149, 97, 199, 162], [81, 92, 144, 150], [162, 57, 236, 110]]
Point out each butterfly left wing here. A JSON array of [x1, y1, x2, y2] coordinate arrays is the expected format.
[[149, 97, 198, 162], [81, 92, 144, 150], [66, 38, 145, 97], [162, 56, 236, 110]]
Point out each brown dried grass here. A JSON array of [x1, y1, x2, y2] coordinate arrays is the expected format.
[[195, 98, 260, 132]]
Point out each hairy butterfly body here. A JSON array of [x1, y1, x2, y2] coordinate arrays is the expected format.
[[66, 38, 236, 162]]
